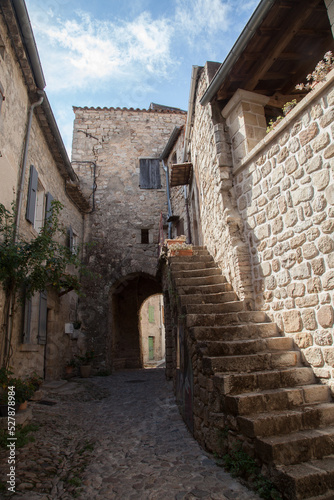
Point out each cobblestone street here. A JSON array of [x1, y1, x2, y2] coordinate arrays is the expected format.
[[1, 369, 259, 500]]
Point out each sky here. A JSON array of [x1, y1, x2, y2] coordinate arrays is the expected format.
[[25, 0, 260, 155]]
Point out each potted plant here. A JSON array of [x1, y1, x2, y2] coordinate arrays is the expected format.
[[165, 235, 193, 257], [296, 51, 334, 91], [14, 378, 35, 410], [65, 358, 76, 376], [76, 350, 95, 378], [0, 368, 34, 414]]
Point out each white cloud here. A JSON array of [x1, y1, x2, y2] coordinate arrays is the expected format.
[[175, 0, 232, 46], [29, 9, 174, 92]]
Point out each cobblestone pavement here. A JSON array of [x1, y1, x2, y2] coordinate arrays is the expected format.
[[0, 369, 260, 500]]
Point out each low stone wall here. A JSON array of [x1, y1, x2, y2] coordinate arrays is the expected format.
[[234, 75, 334, 384]]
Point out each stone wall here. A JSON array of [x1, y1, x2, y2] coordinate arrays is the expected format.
[[0, 9, 84, 379], [181, 65, 253, 301], [72, 106, 186, 369], [232, 72, 334, 384]]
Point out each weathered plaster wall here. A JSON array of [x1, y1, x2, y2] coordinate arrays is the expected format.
[[72, 107, 186, 369], [0, 11, 84, 379], [233, 74, 334, 384], [140, 294, 165, 365]]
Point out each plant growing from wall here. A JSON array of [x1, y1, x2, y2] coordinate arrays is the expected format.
[[296, 51, 334, 91], [0, 201, 90, 368]]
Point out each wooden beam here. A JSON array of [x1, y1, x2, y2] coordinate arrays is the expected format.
[[244, 0, 322, 92]]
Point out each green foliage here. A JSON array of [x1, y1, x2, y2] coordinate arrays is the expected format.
[[75, 350, 95, 366], [0, 201, 87, 300], [0, 367, 35, 404], [0, 424, 39, 449], [219, 442, 282, 500]]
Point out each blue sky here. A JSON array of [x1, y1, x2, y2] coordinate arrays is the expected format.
[[25, 0, 260, 154]]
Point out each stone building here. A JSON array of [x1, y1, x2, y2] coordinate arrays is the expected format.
[[71, 104, 186, 370], [161, 0, 334, 497], [0, 0, 90, 379]]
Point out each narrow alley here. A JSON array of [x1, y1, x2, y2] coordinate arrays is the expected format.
[[1, 369, 260, 500]]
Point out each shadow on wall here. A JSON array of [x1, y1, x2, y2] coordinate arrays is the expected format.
[[110, 273, 162, 370]]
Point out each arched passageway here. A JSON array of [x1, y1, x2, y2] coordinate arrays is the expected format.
[[139, 294, 165, 368], [110, 273, 162, 370]]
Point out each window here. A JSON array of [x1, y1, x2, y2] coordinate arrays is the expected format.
[[26, 166, 54, 232], [148, 305, 155, 323], [141, 229, 149, 244], [34, 181, 45, 232], [68, 226, 79, 254], [139, 158, 161, 189], [22, 290, 47, 345]]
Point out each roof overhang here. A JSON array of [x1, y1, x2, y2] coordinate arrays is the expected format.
[[170, 162, 193, 187], [201, 0, 334, 107]]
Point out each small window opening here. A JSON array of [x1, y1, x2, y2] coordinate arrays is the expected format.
[[141, 229, 149, 244]]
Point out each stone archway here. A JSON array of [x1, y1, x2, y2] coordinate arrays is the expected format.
[[110, 273, 162, 370]]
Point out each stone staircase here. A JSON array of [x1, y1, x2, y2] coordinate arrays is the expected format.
[[168, 246, 334, 500]]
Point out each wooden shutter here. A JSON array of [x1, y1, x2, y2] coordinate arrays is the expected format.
[[26, 165, 38, 223], [148, 305, 155, 323], [68, 226, 74, 252], [45, 192, 54, 223], [38, 291, 47, 345], [139, 159, 161, 189], [23, 297, 32, 344]]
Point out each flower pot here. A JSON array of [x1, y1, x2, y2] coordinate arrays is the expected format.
[[19, 401, 28, 411], [80, 365, 92, 378], [65, 366, 73, 375], [170, 249, 193, 256]]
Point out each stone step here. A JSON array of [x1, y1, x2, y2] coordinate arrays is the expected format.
[[171, 261, 217, 271], [255, 426, 334, 466], [178, 282, 233, 295], [186, 310, 269, 328], [271, 456, 334, 499], [224, 384, 330, 416], [185, 301, 244, 315], [170, 254, 214, 264], [199, 337, 293, 357], [193, 249, 210, 255], [175, 275, 227, 287], [237, 403, 334, 438], [213, 366, 316, 396], [172, 268, 222, 279], [202, 350, 301, 375], [180, 291, 238, 306], [190, 322, 278, 341]]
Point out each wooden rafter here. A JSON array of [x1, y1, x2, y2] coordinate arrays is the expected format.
[[244, 0, 322, 92]]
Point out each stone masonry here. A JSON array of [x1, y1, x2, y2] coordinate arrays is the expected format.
[[71, 106, 186, 370]]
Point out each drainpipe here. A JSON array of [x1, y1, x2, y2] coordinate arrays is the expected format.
[[14, 93, 44, 241], [162, 160, 172, 239]]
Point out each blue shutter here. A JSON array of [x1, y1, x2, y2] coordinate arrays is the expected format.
[[68, 226, 74, 252], [45, 192, 54, 224], [38, 291, 47, 345], [23, 297, 32, 344], [26, 165, 38, 223]]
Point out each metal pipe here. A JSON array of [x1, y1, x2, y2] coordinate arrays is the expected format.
[[200, 0, 275, 106], [14, 94, 44, 241], [11, 0, 46, 90], [161, 160, 172, 238]]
